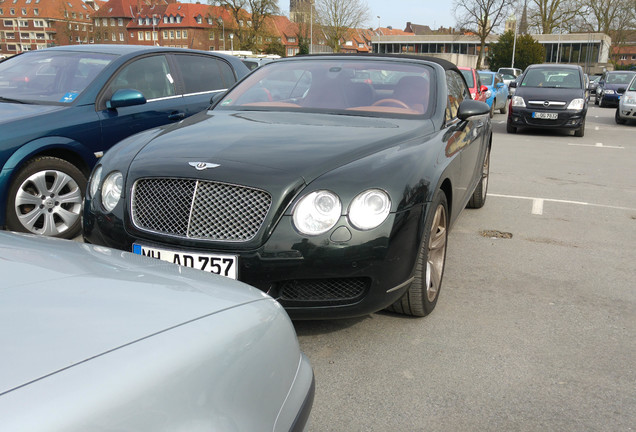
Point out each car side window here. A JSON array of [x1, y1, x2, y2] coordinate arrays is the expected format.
[[175, 54, 235, 94], [445, 70, 468, 122], [106, 55, 175, 101]]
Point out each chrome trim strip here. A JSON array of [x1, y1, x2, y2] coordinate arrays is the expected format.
[[386, 277, 415, 293]]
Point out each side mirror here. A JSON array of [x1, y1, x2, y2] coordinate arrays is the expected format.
[[617, 87, 626, 95], [509, 81, 518, 88], [480, 85, 489, 94], [106, 89, 146, 109], [457, 99, 490, 121]]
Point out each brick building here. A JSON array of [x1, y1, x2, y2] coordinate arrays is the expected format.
[[0, 0, 96, 56]]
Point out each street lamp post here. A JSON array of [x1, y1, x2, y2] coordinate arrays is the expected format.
[[377, 16, 380, 31], [229, 33, 234, 54], [511, 16, 518, 68]]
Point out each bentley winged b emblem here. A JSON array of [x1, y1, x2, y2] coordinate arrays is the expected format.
[[189, 162, 220, 171]]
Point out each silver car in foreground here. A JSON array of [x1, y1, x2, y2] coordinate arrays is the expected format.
[[0, 232, 314, 432], [615, 74, 636, 125]]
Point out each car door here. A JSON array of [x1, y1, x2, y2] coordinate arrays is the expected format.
[[444, 70, 486, 204], [169, 53, 241, 117], [494, 73, 506, 108], [96, 54, 187, 149]]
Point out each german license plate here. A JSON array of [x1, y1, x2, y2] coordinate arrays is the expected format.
[[133, 244, 237, 279], [532, 112, 558, 120]]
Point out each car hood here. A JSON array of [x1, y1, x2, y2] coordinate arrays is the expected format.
[[0, 102, 65, 124], [129, 110, 432, 185], [0, 232, 269, 394]]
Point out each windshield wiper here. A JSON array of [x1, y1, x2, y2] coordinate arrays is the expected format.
[[0, 96, 26, 104]]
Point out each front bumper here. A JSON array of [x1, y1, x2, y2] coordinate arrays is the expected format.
[[508, 107, 586, 130], [601, 91, 620, 105], [617, 102, 636, 121], [84, 202, 426, 319]]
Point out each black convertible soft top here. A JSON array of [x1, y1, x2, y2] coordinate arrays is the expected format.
[[294, 53, 461, 74]]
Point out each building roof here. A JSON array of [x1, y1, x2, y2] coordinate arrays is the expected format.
[[91, 0, 140, 18]]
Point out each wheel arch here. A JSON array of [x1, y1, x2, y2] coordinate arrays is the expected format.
[[0, 137, 95, 228]]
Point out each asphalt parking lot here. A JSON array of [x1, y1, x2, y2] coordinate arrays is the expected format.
[[295, 104, 636, 431]]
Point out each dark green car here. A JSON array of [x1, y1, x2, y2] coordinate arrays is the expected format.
[[0, 45, 248, 238]]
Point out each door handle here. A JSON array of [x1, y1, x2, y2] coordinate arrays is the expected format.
[[169, 112, 186, 121]]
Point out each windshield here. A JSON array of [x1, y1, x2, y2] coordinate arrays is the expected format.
[[520, 68, 581, 89], [460, 69, 474, 87], [217, 59, 434, 117], [478, 72, 494, 86], [0, 50, 115, 104], [629, 76, 636, 92], [607, 72, 636, 85]]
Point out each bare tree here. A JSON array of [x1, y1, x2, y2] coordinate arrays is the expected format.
[[214, 0, 280, 51], [527, 0, 579, 33], [315, 0, 369, 52], [454, 0, 516, 69]]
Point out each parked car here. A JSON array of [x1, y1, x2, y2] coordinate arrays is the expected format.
[[615, 74, 636, 125], [241, 55, 279, 71], [507, 63, 588, 137], [497, 67, 522, 79], [0, 231, 314, 431], [83, 54, 492, 320], [595, 70, 636, 107], [459, 66, 489, 103], [0, 45, 249, 239], [478, 71, 509, 115]]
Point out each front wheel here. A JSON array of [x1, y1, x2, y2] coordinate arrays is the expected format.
[[6, 156, 86, 239], [500, 99, 508, 114], [506, 122, 517, 133], [615, 109, 625, 125], [386, 190, 448, 317], [468, 146, 490, 209], [574, 120, 585, 137]]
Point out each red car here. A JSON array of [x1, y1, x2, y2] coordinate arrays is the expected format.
[[459, 67, 489, 103]]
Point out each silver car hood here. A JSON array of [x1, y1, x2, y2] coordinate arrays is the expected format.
[[0, 232, 269, 395]]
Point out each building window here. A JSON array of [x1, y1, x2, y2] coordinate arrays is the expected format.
[[288, 37, 296, 43], [163, 16, 168, 23], [119, 32, 124, 41], [138, 31, 144, 40], [632, 55, 636, 60], [20, 32, 29, 39], [20, 20, 27, 26], [183, 30, 187, 38], [4, 20, 13, 26], [33, 8, 38, 15], [10, 8, 15, 15], [152, 31, 157, 41], [102, 18, 107, 26], [176, 16, 182, 23], [76, 36, 81, 42], [169, 16, 174, 23], [209, 46, 214, 51], [176, 30, 181, 38], [0, 8, 3, 14], [207, 18, 213, 25], [138, 18, 143, 25], [21, 8, 26, 15], [620, 55, 627, 61], [7, 44, 17, 51], [247, 20, 252, 27], [118, 18, 123, 26], [111, 32, 116, 41], [35, 32, 44, 39], [163, 30, 168, 38], [34, 20, 43, 27], [170, 30, 174, 39], [5, 32, 14, 38], [145, 18, 150, 25], [209, 32, 215, 40], [196, 15, 202, 24], [145, 31, 150, 40]]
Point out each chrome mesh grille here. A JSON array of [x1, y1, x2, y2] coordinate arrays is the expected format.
[[132, 178, 271, 241]]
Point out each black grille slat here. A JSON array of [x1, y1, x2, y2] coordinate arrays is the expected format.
[[279, 278, 369, 303], [131, 178, 271, 241]]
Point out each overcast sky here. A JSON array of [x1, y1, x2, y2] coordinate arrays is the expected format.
[[363, 0, 456, 30]]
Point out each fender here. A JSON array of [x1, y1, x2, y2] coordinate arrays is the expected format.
[[0, 136, 97, 228]]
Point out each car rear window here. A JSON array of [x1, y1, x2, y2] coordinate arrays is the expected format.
[[460, 69, 474, 87], [607, 72, 636, 85], [478, 72, 494, 86]]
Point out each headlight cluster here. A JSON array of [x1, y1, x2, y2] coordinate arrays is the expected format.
[[293, 189, 391, 236], [88, 165, 123, 213], [623, 96, 636, 105], [511, 96, 526, 107], [604, 89, 615, 95], [567, 98, 585, 110]]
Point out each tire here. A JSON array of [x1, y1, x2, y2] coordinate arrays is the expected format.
[[386, 190, 448, 317], [615, 109, 625, 125], [574, 120, 585, 137], [6, 156, 86, 239], [506, 122, 517, 133], [467, 146, 490, 209], [594, 95, 599, 105], [500, 99, 508, 114], [489, 103, 494, 118], [599, 95, 605, 107]]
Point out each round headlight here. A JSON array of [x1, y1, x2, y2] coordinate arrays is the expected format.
[[89, 165, 102, 199], [348, 189, 391, 230], [101, 171, 123, 213], [293, 190, 342, 235]]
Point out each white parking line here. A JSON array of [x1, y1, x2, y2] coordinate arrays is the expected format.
[[568, 142, 624, 149], [489, 193, 636, 213]]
